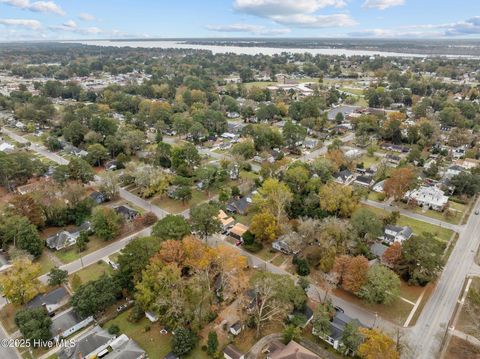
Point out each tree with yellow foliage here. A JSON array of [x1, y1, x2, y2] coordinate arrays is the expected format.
[[0, 257, 42, 305], [253, 178, 293, 223], [319, 182, 358, 218], [250, 211, 281, 243], [358, 328, 400, 359]]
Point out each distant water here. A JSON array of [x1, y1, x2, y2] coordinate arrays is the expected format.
[[66, 40, 480, 59]]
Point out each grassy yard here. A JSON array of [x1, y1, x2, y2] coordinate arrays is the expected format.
[[152, 189, 211, 214], [0, 304, 19, 334], [36, 253, 56, 275], [396, 202, 465, 225], [360, 204, 454, 243], [357, 154, 381, 168], [255, 247, 276, 262], [367, 191, 386, 202], [55, 235, 112, 264], [104, 309, 209, 359], [457, 277, 480, 340], [69, 261, 113, 286]]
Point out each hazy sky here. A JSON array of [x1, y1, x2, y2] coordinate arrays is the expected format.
[[0, 0, 479, 41]]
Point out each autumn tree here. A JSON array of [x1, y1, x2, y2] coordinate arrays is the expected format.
[[253, 178, 293, 223], [0, 257, 42, 305], [384, 167, 415, 201], [358, 329, 400, 359], [382, 242, 402, 268], [249, 272, 306, 337], [319, 182, 358, 218], [9, 194, 45, 228], [158, 240, 186, 265], [333, 255, 369, 294], [250, 211, 280, 243], [99, 171, 120, 200]]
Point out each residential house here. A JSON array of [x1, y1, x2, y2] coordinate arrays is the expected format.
[[57, 326, 114, 359], [115, 205, 139, 221], [327, 105, 359, 121], [333, 170, 355, 185], [372, 180, 385, 193], [229, 223, 249, 240], [303, 139, 318, 149], [106, 334, 146, 359], [145, 311, 159, 323], [27, 287, 70, 314], [445, 165, 465, 178], [383, 225, 413, 244], [370, 242, 389, 261], [385, 154, 401, 166], [218, 210, 235, 231], [354, 175, 374, 187], [105, 160, 118, 171], [229, 322, 243, 336], [314, 311, 365, 351], [452, 147, 466, 159], [226, 195, 253, 215], [267, 340, 320, 359], [224, 344, 244, 359], [404, 186, 449, 211], [90, 191, 107, 204], [46, 222, 92, 251], [272, 233, 303, 255], [50, 309, 94, 341]]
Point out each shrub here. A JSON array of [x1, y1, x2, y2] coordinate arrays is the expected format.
[[108, 324, 120, 335]]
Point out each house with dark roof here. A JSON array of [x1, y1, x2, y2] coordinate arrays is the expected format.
[[114, 205, 139, 221], [268, 340, 320, 359], [272, 233, 303, 255], [224, 344, 244, 359], [90, 191, 107, 204], [46, 222, 92, 251], [57, 326, 114, 359], [226, 195, 253, 215], [383, 225, 413, 244], [106, 334, 146, 359], [354, 175, 374, 187], [50, 309, 94, 341], [313, 311, 366, 352], [333, 170, 355, 185], [27, 287, 69, 314]]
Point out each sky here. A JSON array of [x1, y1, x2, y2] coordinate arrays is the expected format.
[[0, 0, 480, 41]]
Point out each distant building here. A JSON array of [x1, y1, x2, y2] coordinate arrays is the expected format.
[[229, 223, 249, 240], [27, 287, 69, 314], [268, 340, 321, 359], [224, 344, 244, 359], [333, 170, 355, 185], [272, 233, 302, 255], [226, 195, 253, 215]]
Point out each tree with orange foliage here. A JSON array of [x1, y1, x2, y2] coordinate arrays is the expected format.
[[384, 167, 416, 201], [326, 149, 347, 172], [382, 242, 402, 268], [358, 328, 400, 359], [159, 240, 186, 265], [333, 255, 369, 294]]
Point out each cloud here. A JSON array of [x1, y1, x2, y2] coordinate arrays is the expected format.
[[78, 12, 96, 21], [362, 0, 405, 10], [206, 23, 291, 35], [270, 13, 356, 28], [350, 17, 480, 38], [233, 0, 354, 29], [0, 18, 42, 29], [234, 0, 346, 16], [0, 0, 65, 15]]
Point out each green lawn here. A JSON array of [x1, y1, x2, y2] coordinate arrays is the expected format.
[[396, 202, 465, 225], [36, 253, 56, 275], [152, 189, 211, 214], [69, 261, 113, 286], [361, 204, 454, 243], [340, 87, 364, 96], [55, 235, 117, 264], [104, 309, 209, 359]]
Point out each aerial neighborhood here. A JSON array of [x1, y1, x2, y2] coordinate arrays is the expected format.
[[0, 36, 479, 359]]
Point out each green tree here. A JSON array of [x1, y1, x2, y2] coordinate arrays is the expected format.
[[68, 157, 94, 183], [91, 207, 123, 241], [172, 327, 197, 356], [207, 331, 218, 356], [312, 301, 333, 337], [87, 143, 109, 166], [283, 325, 301, 344], [152, 215, 191, 241], [401, 233, 444, 285], [190, 203, 222, 239], [283, 120, 307, 150], [47, 267, 68, 286], [117, 236, 162, 290], [0, 214, 43, 257], [358, 265, 400, 304], [71, 275, 121, 318], [76, 231, 89, 252], [351, 208, 383, 240], [15, 308, 52, 343], [341, 321, 363, 353]]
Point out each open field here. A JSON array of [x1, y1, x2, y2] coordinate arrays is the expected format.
[[69, 261, 113, 286]]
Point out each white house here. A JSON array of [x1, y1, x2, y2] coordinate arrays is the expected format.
[[383, 225, 413, 244], [0, 142, 14, 153], [404, 186, 449, 211]]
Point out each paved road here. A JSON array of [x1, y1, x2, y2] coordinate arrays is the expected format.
[[39, 226, 152, 284], [362, 199, 462, 232], [0, 324, 21, 359], [407, 196, 480, 359]]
